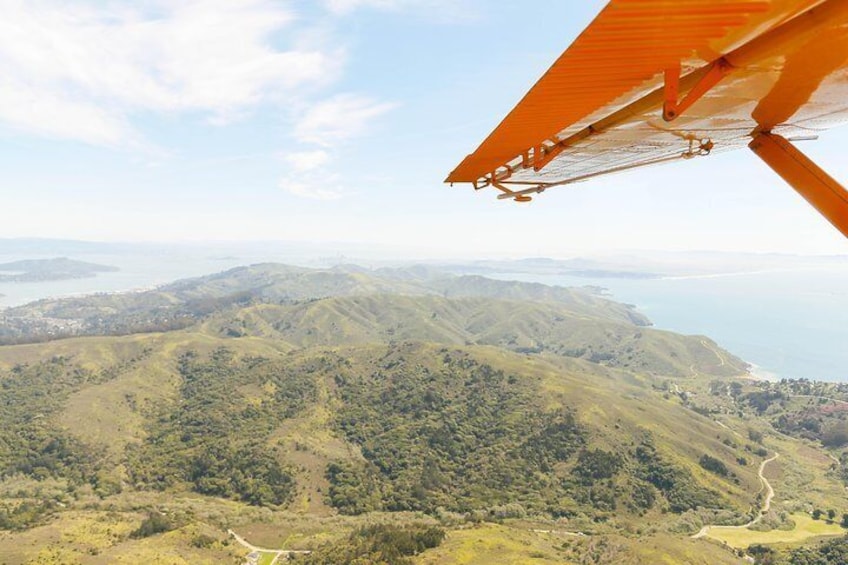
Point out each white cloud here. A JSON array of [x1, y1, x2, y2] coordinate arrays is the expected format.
[[324, 0, 477, 19], [325, 0, 398, 12], [280, 171, 346, 201], [294, 94, 397, 146], [0, 0, 341, 145], [283, 150, 331, 172], [0, 76, 131, 146], [280, 150, 347, 200]]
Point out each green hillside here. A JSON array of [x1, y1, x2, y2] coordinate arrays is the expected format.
[[0, 264, 649, 343], [203, 294, 740, 378], [0, 265, 842, 564]]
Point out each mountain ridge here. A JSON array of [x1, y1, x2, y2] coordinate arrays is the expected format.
[[0, 263, 650, 344], [0, 264, 842, 564]]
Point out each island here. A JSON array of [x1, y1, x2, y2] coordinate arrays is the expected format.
[[0, 257, 119, 282]]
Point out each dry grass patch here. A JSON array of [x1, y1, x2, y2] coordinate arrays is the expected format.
[[706, 513, 844, 548]]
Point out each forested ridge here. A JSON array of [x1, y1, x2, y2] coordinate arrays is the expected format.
[[0, 266, 841, 564]]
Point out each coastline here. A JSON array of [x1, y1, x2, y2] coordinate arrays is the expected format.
[[0, 283, 162, 311], [746, 363, 781, 382]]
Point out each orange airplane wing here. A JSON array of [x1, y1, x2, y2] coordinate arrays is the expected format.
[[446, 0, 848, 237]]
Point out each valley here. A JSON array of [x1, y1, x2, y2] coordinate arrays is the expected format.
[[0, 264, 845, 564]]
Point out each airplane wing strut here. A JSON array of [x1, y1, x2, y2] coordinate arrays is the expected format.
[[446, 0, 848, 238]]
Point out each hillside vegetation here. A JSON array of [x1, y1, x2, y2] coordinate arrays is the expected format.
[[0, 264, 650, 343], [0, 264, 840, 564]]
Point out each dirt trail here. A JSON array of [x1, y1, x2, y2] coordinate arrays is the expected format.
[[692, 453, 779, 539], [700, 339, 727, 367], [228, 530, 311, 564]]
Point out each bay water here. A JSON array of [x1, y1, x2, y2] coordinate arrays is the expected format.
[[1, 248, 846, 382], [489, 266, 848, 382]]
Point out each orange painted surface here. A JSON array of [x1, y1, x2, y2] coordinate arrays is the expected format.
[[750, 133, 848, 237], [445, 0, 848, 195]]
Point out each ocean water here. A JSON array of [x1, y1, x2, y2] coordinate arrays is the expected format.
[[0, 241, 388, 307], [489, 266, 848, 382], [1, 249, 846, 382], [0, 252, 250, 308]]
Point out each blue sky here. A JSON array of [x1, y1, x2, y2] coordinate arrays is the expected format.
[[1, 0, 847, 257]]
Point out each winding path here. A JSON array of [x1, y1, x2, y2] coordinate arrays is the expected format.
[[700, 339, 727, 367], [228, 529, 311, 564], [531, 528, 585, 537], [787, 394, 848, 407], [692, 452, 779, 539]]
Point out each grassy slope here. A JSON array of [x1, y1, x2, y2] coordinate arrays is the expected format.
[[0, 264, 660, 344], [0, 507, 242, 565], [0, 278, 837, 564], [0, 332, 756, 564], [708, 513, 844, 548], [0, 330, 757, 510], [415, 524, 744, 565], [205, 294, 746, 378], [666, 376, 848, 556]]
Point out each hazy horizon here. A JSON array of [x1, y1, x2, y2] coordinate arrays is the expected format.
[[1, 236, 847, 262], [1, 240, 846, 382]]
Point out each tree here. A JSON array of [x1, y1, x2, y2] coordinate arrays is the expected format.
[[574, 449, 623, 483], [130, 512, 172, 538], [748, 544, 778, 565], [822, 422, 848, 448], [788, 535, 848, 564], [828, 509, 837, 522], [813, 509, 823, 520], [840, 513, 848, 528], [699, 454, 729, 477], [299, 524, 445, 565], [730, 382, 743, 398]]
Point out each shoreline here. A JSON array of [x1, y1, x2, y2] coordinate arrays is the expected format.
[[0, 282, 162, 311], [745, 363, 781, 382]]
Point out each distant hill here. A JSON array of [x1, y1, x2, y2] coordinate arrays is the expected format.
[[0, 257, 118, 282], [202, 294, 741, 379], [436, 251, 848, 279], [0, 262, 842, 564], [0, 263, 649, 344]]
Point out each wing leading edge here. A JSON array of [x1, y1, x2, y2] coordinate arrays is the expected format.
[[446, 0, 848, 238]]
